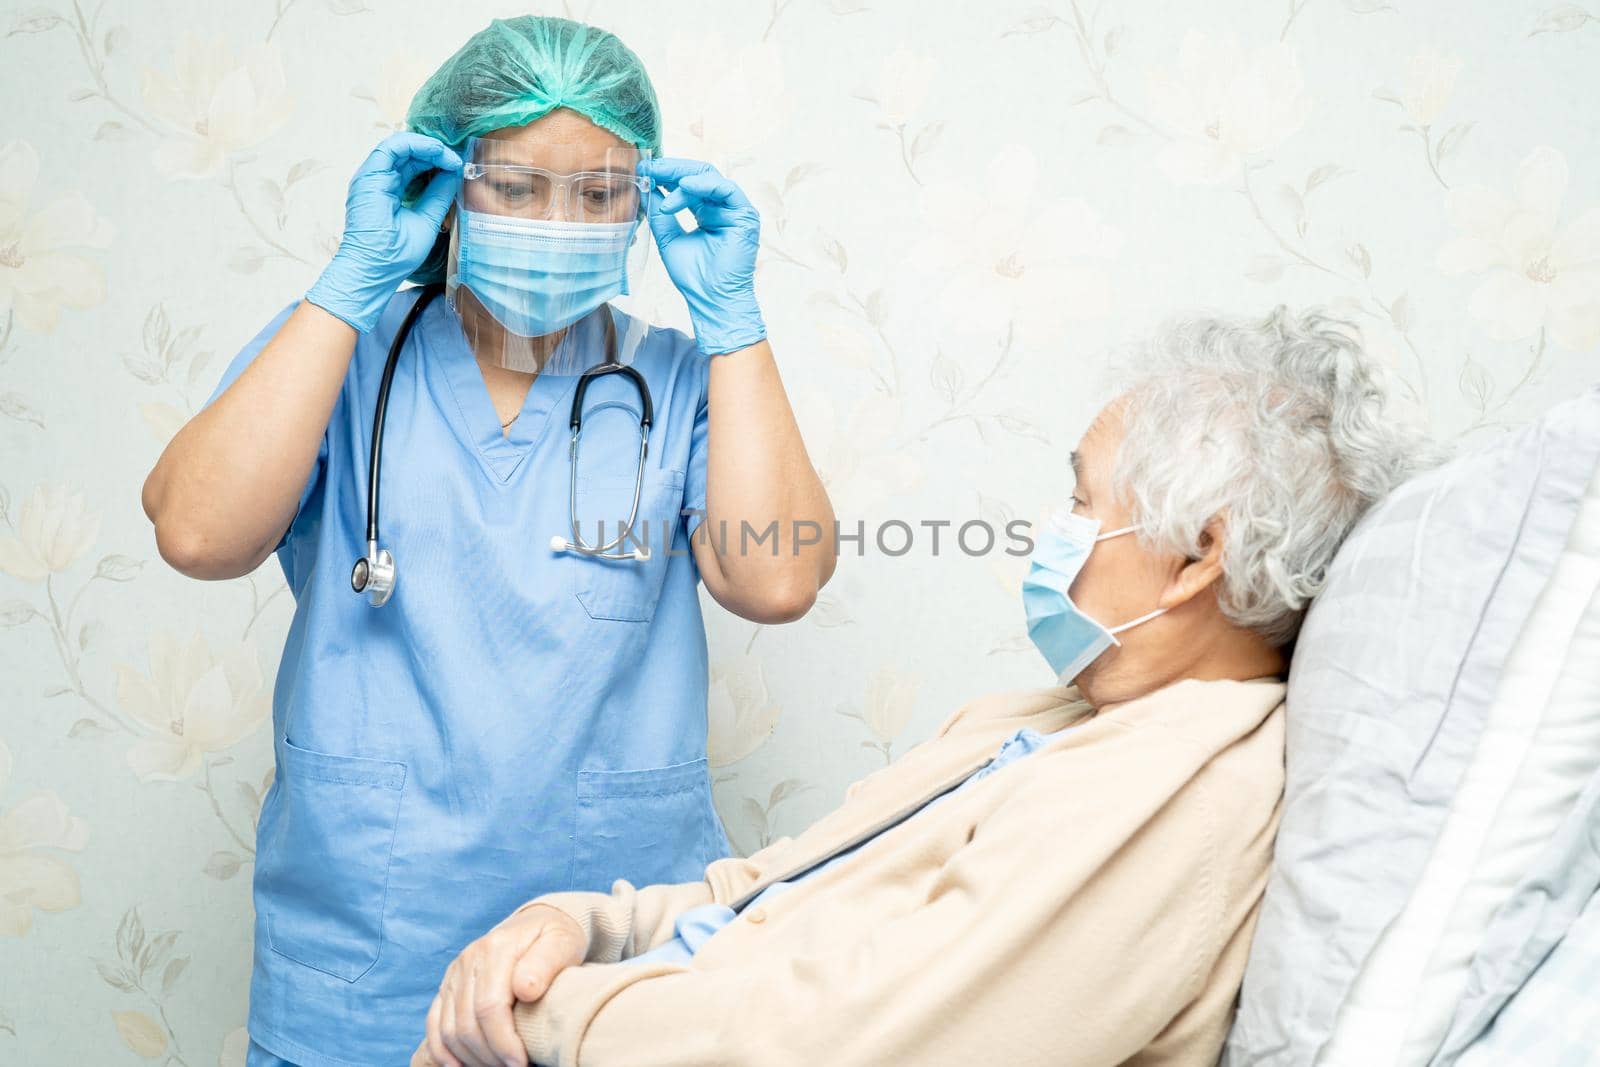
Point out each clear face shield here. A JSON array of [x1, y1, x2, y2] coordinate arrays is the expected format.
[[447, 136, 653, 372]]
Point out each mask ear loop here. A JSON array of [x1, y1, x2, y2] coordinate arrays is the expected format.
[[1094, 522, 1141, 542], [1093, 521, 1165, 642], [1107, 606, 1167, 640]]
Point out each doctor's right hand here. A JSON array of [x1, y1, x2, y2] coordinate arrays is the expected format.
[[305, 132, 461, 334], [422, 902, 586, 1067]]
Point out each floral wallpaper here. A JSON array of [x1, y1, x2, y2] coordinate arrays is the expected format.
[[2, 0, 1596, 1062]]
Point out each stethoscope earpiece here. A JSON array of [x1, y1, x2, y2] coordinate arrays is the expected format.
[[550, 533, 650, 562]]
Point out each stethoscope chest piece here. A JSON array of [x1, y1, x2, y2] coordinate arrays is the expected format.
[[351, 542, 396, 607]]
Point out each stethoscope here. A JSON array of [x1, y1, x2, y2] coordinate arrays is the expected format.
[[350, 283, 655, 607]]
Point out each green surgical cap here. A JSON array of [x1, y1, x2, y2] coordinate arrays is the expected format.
[[405, 16, 662, 153]]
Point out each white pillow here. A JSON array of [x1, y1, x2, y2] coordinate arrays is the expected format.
[[1320, 452, 1600, 1065], [1223, 385, 1600, 1067], [1452, 822, 1600, 1063], [1426, 501, 1600, 1063]]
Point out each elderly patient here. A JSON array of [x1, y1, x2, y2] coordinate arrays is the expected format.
[[414, 308, 1434, 1067]]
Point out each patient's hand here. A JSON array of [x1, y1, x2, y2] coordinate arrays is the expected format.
[[418, 903, 586, 1067]]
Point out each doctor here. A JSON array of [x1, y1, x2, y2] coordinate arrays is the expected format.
[[140, 16, 835, 1067]]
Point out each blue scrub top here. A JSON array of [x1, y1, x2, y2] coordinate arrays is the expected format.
[[207, 289, 732, 1067]]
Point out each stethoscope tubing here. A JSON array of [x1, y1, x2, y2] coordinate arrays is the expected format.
[[352, 286, 655, 606], [368, 283, 444, 545]]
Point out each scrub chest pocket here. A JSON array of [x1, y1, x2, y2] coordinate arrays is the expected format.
[[570, 469, 686, 623], [256, 737, 407, 982], [571, 756, 728, 891]]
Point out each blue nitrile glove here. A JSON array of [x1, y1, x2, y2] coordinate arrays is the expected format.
[[305, 132, 462, 333], [639, 157, 767, 356]]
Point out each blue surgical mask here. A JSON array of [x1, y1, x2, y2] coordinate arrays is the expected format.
[[453, 210, 639, 338], [1022, 508, 1168, 684]]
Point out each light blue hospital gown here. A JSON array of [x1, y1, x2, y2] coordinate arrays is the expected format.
[[211, 289, 732, 1067], [632, 725, 1071, 964], [507, 728, 1069, 1067]]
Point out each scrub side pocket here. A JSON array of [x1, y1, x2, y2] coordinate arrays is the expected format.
[[257, 737, 407, 982], [570, 757, 728, 892], [570, 469, 686, 623]]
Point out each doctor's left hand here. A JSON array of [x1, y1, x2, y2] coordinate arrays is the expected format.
[[639, 157, 767, 356], [417, 903, 586, 1067]]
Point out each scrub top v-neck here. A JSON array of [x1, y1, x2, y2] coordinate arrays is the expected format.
[[205, 288, 730, 1067]]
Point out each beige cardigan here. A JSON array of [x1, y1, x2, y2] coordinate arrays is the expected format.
[[513, 676, 1287, 1067]]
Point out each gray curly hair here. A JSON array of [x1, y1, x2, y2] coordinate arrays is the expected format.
[[1108, 307, 1444, 648]]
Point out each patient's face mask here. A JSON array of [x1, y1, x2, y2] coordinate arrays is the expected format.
[[447, 137, 652, 371], [1022, 508, 1168, 684]]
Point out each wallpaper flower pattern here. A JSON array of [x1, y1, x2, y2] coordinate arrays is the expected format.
[[1, 0, 1596, 1061]]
